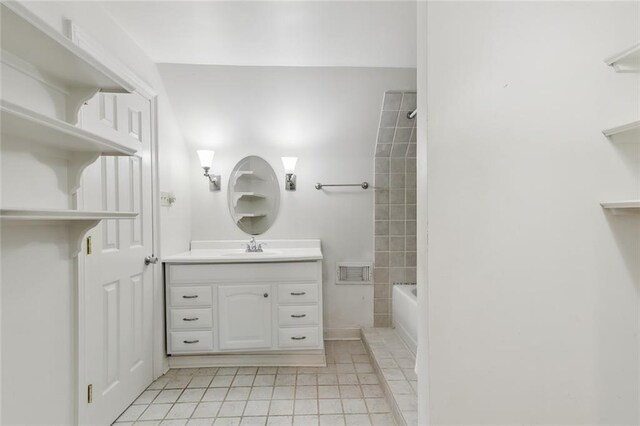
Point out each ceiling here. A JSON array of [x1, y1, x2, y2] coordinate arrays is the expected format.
[[100, 1, 417, 68]]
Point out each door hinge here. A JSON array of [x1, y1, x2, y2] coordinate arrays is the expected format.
[[86, 236, 92, 255], [87, 384, 93, 404]]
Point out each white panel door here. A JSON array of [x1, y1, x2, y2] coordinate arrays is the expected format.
[[79, 92, 154, 425], [218, 285, 272, 350]]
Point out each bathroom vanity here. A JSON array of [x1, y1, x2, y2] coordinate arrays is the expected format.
[[163, 240, 324, 366]]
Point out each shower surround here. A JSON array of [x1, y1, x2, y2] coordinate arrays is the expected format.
[[373, 91, 417, 327]]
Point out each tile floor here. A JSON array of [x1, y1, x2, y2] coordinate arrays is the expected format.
[[361, 329, 417, 426], [114, 341, 396, 426]]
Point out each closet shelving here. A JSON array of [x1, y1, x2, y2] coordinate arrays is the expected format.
[[0, 2, 138, 252], [600, 41, 640, 215]]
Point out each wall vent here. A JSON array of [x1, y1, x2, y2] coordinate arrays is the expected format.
[[336, 262, 373, 285]]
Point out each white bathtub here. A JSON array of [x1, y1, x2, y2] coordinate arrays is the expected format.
[[392, 284, 418, 355]]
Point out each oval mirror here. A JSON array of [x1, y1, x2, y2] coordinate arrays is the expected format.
[[228, 156, 280, 235]]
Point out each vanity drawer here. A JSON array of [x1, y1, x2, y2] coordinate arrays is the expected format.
[[169, 308, 213, 330], [278, 305, 319, 326], [278, 327, 320, 348], [170, 331, 214, 352], [278, 284, 318, 304], [169, 286, 212, 307]]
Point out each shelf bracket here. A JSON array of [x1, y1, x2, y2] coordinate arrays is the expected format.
[[68, 152, 101, 194], [68, 220, 100, 257], [65, 87, 100, 125]]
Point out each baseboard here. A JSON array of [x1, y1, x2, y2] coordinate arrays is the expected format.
[[323, 328, 361, 340], [168, 351, 326, 368]]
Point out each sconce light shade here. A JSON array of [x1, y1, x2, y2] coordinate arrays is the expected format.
[[281, 157, 298, 173], [197, 150, 215, 169], [197, 149, 220, 191]]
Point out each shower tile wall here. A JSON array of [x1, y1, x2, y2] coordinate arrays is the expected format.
[[373, 91, 417, 328]]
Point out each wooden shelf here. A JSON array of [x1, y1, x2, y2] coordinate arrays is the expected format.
[[0, 2, 134, 94], [604, 41, 640, 73], [1, 209, 138, 255], [0, 208, 138, 221], [602, 120, 640, 143], [1, 100, 137, 155], [1, 100, 137, 193], [601, 200, 640, 215]]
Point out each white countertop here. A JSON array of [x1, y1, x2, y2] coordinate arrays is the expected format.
[[162, 239, 323, 264]]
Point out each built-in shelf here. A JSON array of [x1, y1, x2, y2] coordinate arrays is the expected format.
[[0, 2, 134, 95], [601, 200, 640, 215], [1, 209, 138, 255], [234, 192, 267, 203], [1, 100, 137, 156], [234, 213, 267, 222], [602, 120, 640, 143], [604, 41, 640, 73], [0, 208, 138, 221], [1, 100, 138, 193], [232, 171, 265, 187], [235, 171, 264, 180]]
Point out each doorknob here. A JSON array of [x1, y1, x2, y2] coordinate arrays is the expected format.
[[144, 255, 158, 265]]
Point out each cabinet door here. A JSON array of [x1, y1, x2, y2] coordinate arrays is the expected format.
[[218, 285, 272, 350]]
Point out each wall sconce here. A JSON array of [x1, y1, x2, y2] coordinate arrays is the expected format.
[[197, 149, 221, 191], [281, 157, 298, 191]]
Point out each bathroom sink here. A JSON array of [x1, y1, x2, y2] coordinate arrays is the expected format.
[[218, 250, 283, 257], [162, 240, 322, 264]]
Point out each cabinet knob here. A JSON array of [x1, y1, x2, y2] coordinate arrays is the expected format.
[[264, 293, 269, 298]]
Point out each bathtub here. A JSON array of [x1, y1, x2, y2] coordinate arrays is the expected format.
[[392, 284, 418, 355]]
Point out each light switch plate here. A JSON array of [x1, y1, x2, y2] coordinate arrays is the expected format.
[[160, 192, 176, 207]]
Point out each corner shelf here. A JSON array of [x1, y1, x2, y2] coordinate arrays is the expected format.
[[1, 2, 134, 120], [1, 209, 138, 255], [604, 41, 640, 73], [232, 171, 265, 187], [602, 120, 640, 143], [233, 192, 268, 208], [234, 213, 267, 222], [600, 200, 640, 215]]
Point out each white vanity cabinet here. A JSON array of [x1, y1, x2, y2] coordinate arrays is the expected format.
[[164, 258, 323, 356]]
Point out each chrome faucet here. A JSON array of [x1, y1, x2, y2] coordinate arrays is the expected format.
[[246, 237, 264, 253]]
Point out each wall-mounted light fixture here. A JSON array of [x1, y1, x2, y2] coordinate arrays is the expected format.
[[197, 149, 221, 191], [281, 157, 298, 191]]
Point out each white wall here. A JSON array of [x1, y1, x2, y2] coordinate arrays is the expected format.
[[426, 1, 639, 424], [158, 64, 416, 330], [101, 1, 417, 68], [1, 2, 191, 424]]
